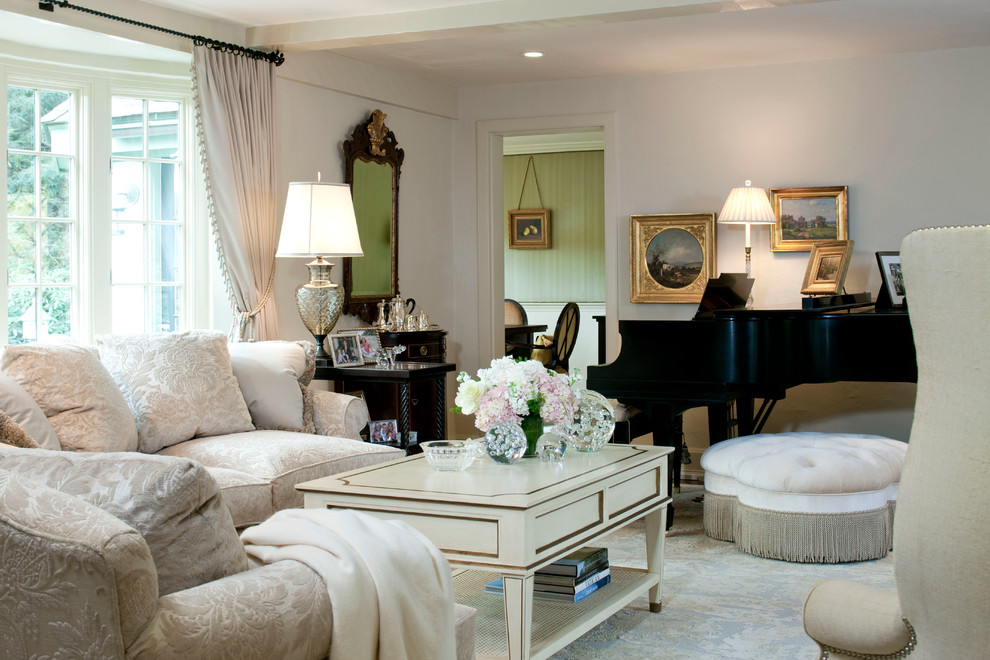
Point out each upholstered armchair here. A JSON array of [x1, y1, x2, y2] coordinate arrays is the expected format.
[[803, 225, 990, 659], [0, 449, 476, 659], [0, 452, 334, 659]]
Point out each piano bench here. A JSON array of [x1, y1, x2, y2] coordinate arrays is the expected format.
[[700, 432, 907, 563]]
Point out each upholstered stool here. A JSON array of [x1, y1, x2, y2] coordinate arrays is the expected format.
[[701, 432, 907, 563]]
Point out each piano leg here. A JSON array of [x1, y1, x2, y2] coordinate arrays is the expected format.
[[647, 403, 685, 530]]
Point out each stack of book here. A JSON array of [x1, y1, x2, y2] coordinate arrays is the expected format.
[[485, 546, 610, 603]]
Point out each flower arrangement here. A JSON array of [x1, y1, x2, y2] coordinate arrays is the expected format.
[[453, 357, 581, 432]]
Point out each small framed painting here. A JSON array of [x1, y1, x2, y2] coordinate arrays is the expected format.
[[630, 212, 717, 303], [770, 186, 849, 252], [801, 240, 855, 296], [328, 334, 363, 367], [508, 208, 551, 249], [876, 251, 905, 308]]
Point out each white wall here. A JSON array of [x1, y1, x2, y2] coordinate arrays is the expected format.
[[452, 47, 990, 456], [271, 53, 457, 355]]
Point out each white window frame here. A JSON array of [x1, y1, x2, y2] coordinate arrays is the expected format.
[[1, 51, 210, 343]]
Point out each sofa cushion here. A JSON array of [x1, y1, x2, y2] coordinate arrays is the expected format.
[[228, 340, 310, 432], [96, 330, 254, 453], [0, 370, 60, 450], [1, 343, 138, 452], [158, 430, 403, 513], [0, 446, 248, 596], [204, 466, 274, 528], [0, 410, 38, 448]]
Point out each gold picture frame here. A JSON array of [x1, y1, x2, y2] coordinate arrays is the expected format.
[[801, 239, 855, 295], [630, 213, 717, 303], [508, 208, 551, 249], [770, 186, 849, 252]]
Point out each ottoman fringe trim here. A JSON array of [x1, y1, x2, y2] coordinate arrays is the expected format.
[[704, 491, 897, 563], [703, 491, 737, 541]]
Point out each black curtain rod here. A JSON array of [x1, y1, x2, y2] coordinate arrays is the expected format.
[[38, 0, 285, 66]]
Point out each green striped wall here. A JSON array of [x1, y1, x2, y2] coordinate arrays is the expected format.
[[503, 151, 605, 303]]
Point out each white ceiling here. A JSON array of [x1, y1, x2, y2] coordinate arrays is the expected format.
[[8, 0, 990, 86]]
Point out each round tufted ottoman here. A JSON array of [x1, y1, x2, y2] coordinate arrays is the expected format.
[[700, 432, 908, 563]]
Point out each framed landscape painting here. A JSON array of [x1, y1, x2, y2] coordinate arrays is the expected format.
[[770, 186, 848, 252], [800, 240, 855, 295], [630, 213, 716, 303]]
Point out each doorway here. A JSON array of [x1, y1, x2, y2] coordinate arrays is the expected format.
[[474, 113, 618, 370], [502, 132, 605, 376]]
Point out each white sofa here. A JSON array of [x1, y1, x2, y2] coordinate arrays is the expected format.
[[0, 330, 403, 527]]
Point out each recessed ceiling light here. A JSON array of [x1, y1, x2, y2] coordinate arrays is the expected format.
[[523, 51, 544, 58]]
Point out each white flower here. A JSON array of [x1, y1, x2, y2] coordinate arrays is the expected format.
[[455, 379, 485, 415]]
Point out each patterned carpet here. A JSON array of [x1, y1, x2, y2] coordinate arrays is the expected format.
[[550, 484, 897, 660]]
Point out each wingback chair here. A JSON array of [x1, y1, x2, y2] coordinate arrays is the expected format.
[[803, 225, 990, 659]]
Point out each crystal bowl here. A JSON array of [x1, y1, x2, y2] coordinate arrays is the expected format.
[[421, 440, 478, 471]]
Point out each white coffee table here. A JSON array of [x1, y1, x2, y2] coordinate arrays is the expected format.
[[298, 444, 672, 660]]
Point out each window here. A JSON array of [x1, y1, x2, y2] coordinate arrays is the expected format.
[[5, 84, 75, 343], [2, 56, 205, 344], [110, 96, 184, 333]]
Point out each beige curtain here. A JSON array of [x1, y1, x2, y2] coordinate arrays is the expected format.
[[192, 46, 279, 341]]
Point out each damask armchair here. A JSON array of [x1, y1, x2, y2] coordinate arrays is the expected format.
[[803, 225, 990, 659], [0, 449, 476, 659]]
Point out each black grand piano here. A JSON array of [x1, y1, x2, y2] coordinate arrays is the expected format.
[[587, 306, 917, 489]]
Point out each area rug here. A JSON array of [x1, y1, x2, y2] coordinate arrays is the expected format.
[[550, 484, 897, 660]]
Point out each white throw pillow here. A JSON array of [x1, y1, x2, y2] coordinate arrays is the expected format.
[[96, 331, 254, 453], [228, 340, 309, 431], [1, 344, 137, 452], [0, 370, 61, 450]]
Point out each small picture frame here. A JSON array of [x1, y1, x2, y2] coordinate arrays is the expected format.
[[876, 251, 905, 308], [369, 419, 398, 445], [508, 208, 551, 249], [770, 186, 849, 252], [801, 239, 855, 296], [338, 328, 381, 363], [328, 334, 363, 367], [630, 212, 717, 303]]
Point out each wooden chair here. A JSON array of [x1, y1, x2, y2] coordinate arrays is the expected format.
[[504, 299, 528, 326], [511, 302, 580, 372]]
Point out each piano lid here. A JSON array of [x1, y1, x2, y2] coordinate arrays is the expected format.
[[694, 273, 753, 319]]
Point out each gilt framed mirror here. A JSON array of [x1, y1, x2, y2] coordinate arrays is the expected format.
[[343, 109, 403, 323]]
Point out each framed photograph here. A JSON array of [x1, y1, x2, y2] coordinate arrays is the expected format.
[[338, 328, 381, 363], [508, 208, 551, 249], [770, 186, 849, 252], [876, 251, 905, 308], [801, 240, 855, 295], [369, 419, 398, 445], [327, 334, 363, 367], [630, 212, 717, 303]]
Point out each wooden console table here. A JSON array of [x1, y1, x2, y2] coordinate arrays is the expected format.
[[315, 360, 456, 448]]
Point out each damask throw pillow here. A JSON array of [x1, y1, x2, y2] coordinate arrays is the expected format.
[[96, 330, 254, 453], [1, 343, 138, 452]]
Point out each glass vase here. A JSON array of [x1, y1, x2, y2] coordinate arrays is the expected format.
[[520, 413, 544, 457]]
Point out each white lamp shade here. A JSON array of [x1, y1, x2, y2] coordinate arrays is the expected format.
[[718, 183, 776, 225], [276, 181, 364, 258]]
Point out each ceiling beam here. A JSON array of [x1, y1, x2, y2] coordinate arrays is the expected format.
[[247, 0, 834, 51]]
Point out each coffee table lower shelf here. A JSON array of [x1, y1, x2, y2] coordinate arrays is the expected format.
[[453, 566, 659, 660]]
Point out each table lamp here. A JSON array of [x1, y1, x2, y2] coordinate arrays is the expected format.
[[717, 180, 776, 279], [276, 176, 363, 357]]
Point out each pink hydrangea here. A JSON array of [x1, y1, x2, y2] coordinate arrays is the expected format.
[[454, 358, 581, 432]]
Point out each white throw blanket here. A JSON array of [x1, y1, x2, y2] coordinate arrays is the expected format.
[[240, 508, 456, 660]]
